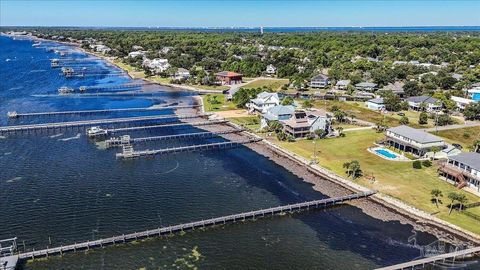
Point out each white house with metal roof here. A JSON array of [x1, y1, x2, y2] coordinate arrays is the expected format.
[[247, 92, 280, 113], [335, 80, 351, 90], [438, 152, 480, 193], [309, 74, 329, 88], [365, 98, 385, 111], [385, 125, 446, 157]]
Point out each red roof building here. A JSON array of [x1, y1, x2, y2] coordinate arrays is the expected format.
[[215, 71, 243, 85]]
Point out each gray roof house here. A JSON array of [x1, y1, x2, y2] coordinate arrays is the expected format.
[[439, 152, 480, 191], [355, 82, 378, 92], [385, 125, 445, 156], [382, 82, 405, 96], [260, 105, 295, 128], [406, 96, 442, 111], [309, 74, 329, 88], [336, 80, 351, 90]]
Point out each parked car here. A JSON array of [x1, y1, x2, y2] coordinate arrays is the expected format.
[[452, 143, 463, 149]]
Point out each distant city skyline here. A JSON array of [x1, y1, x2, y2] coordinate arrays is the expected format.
[[1, 0, 480, 27]]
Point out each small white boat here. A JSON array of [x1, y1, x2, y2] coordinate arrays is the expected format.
[[7, 111, 18, 118], [86, 126, 107, 138], [58, 86, 74, 94]]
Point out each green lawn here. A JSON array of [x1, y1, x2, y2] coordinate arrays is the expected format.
[[228, 116, 261, 130], [271, 129, 480, 235], [202, 94, 237, 112], [317, 100, 401, 126], [114, 60, 146, 79], [243, 78, 289, 91], [190, 84, 229, 91], [433, 126, 480, 150]]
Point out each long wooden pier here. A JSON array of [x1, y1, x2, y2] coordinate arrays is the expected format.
[[16, 191, 376, 261], [376, 246, 480, 270], [79, 82, 156, 91], [0, 114, 205, 134], [116, 138, 261, 159], [7, 105, 199, 118], [105, 120, 227, 134], [105, 129, 243, 148]]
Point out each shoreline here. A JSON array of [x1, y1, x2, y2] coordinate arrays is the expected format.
[[16, 34, 480, 245]]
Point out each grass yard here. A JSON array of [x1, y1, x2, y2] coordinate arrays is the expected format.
[[114, 61, 146, 79], [228, 116, 261, 130], [388, 110, 435, 128], [202, 94, 237, 112], [191, 84, 229, 91], [317, 100, 401, 126], [432, 126, 480, 150], [270, 129, 480, 235], [242, 78, 289, 91]]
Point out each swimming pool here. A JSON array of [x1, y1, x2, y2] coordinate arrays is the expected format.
[[375, 148, 398, 159], [472, 93, 480, 101]]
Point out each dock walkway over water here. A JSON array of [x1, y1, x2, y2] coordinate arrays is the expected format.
[[15, 191, 376, 261], [0, 114, 207, 134], [106, 129, 243, 148], [7, 105, 199, 118], [376, 246, 480, 269], [105, 120, 227, 134], [116, 137, 261, 159]]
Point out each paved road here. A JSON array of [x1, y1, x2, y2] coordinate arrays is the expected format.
[[423, 121, 480, 132]]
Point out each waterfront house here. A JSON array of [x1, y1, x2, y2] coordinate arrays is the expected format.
[[451, 96, 476, 111], [281, 110, 331, 138], [266, 64, 277, 76], [406, 96, 442, 112], [143, 58, 170, 73], [365, 98, 386, 111], [438, 152, 480, 192], [382, 82, 405, 97], [260, 105, 295, 129], [309, 74, 329, 88], [247, 92, 280, 113], [215, 71, 243, 85], [335, 80, 351, 90], [174, 68, 190, 80], [385, 125, 445, 157], [355, 82, 378, 92]]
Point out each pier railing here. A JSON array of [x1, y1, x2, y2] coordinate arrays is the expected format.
[[17, 191, 376, 261], [106, 120, 227, 134]]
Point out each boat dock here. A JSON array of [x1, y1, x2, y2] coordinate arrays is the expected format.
[[106, 129, 243, 148], [14, 191, 375, 261], [376, 246, 480, 270], [115, 138, 262, 159], [78, 82, 156, 92], [105, 120, 227, 134], [0, 114, 206, 134], [7, 105, 200, 118]]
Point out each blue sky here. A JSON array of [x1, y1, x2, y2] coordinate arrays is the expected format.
[[1, 0, 479, 27]]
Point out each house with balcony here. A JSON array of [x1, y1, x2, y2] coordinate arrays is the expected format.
[[406, 96, 442, 112], [260, 105, 295, 129], [215, 71, 243, 85], [266, 64, 277, 76], [438, 152, 480, 193], [382, 82, 405, 97], [385, 125, 446, 157], [247, 92, 280, 113], [309, 74, 329, 88], [355, 82, 378, 92], [281, 110, 331, 138]]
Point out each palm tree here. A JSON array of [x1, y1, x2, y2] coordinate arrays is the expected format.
[[448, 192, 459, 215], [431, 146, 441, 160], [472, 140, 480, 153], [457, 194, 468, 211], [430, 189, 443, 208]]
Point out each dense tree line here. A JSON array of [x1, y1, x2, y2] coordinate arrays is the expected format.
[[7, 27, 480, 91]]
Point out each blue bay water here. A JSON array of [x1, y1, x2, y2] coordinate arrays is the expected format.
[[0, 35, 470, 270]]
